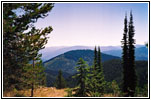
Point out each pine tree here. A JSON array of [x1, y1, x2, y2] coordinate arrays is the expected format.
[[55, 70, 66, 89], [23, 58, 46, 97], [94, 46, 98, 70], [86, 66, 97, 96], [96, 46, 105, 94], [22, 27, 52, 97], [87, 46, 105, 96], [91, 46, 98, 93], [73, 58, 88, 97], [121, 14, 129, 95], [111, 80, 120, 96], [127, 11, 137, 97], [3, 3, 54, 91], [122, 12, 137, 97], [87, 47, 98, 95], [97, 46, 101, 71]]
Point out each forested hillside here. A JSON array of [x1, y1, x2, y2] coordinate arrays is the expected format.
[[43, 50, 120, 74], [66, 59, 148, 89], [43, 50, 148, 89]]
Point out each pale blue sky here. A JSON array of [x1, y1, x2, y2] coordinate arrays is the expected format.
[[34, 3, 148, 47]]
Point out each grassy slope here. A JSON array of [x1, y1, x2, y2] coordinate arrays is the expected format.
[[3, 87, 67, 97]]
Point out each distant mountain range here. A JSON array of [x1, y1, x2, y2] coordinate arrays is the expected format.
[[40, 44, 145, 61], [103, 47, 148, 60]]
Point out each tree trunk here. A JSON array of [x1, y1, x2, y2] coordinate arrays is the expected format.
[[31, 83, 34, 97], [31, 58, 35, 97]]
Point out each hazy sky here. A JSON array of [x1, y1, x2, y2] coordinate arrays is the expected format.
[[34, 3, 148, 47]]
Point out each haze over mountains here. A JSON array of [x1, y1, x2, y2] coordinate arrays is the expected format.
[[40, 44, 147, 61], [103, 46, 148, 60]]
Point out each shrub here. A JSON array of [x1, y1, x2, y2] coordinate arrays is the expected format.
[[89, 91, 102, 97], [65, 88, 73, 97]]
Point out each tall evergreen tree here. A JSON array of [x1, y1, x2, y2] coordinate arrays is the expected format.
[[86, 66, 97, 96], [55, 70, 66, 89], [23, 59, 46, 97], [73, 58, 88, 97], [3, 3, 54, 91], [87, 46, 98, 95], [94, 46, 98, 70], [97, 46, 102, 72], [87, 46, 105, 96], [122, 12, 137, 97], [96, 46, 105, 94], [127, 11, 137, 97], [22, 27, 52, 97], [121, 14, 129, 95]]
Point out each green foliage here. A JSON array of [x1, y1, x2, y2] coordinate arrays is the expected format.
[[121, 14, 129, 94], [94, 46, 98, 70], [3, 3, 54, 91], [89, 91, 102, 97], [122, 12, 137, 96], [44, 55, 147, 94], [73, 58, 88, 97], [127, 11, 137, 97], [111, 80, 121, 96], [96, 47, 105, 93], [22, 24, 52, 96], [43, 50, 120, 87], [43, 50, 147, 93], [23, 58, 46, 97], [23, 60, 46, 87], [103, 59, 148, 88], [45, 69, 71, 87], [65, 88, 73, 97], [141, 84, 148, 97], [55, 70, 66, 89], [135, 84, 148, 97], [87, 47, 105, 96]]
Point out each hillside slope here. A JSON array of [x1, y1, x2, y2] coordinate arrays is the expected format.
[[43, 50, 148, 88], [44, 50, 120, 74], [40, 46, 121, 61], [66, 59, 148, 88], [43, 50, 120, 86]]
